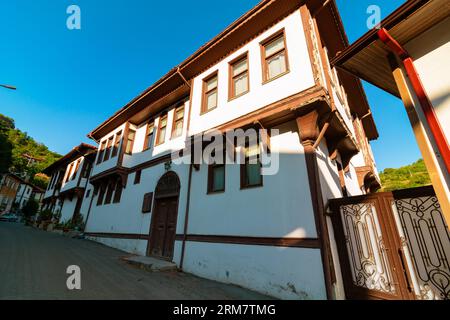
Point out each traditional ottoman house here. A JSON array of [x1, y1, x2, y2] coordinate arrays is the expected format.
[[0, 173, 22, 214], [83, 0, 383, 300], [42, 143, 97, 223], [14, 182, 45, 215]]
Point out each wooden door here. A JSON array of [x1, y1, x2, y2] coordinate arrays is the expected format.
[[148, 197, 179, 260]]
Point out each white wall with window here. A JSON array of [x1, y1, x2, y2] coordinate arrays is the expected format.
[[189, 11, 314, 136]]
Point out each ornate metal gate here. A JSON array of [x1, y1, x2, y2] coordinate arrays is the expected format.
[[330, 186, 450, 300]]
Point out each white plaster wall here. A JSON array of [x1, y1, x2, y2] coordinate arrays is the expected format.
[[87, 237, 149, 256], [188, 121, 317, 238], [180, 241, 326, 300], [85, 158, 190, 255], [189, 11, 315, 135], [60, 197, 77, 223], [405, 17, 450, 144]]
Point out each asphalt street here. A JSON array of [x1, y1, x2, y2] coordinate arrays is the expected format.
[[0, 222, 270, 300]]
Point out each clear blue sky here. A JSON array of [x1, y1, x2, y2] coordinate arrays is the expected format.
[[0, 0, 420, 171]]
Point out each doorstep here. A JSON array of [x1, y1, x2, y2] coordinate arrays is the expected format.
[[121, 255, 177, 272]]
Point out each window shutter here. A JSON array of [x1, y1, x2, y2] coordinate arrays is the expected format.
[[142, 192, 153, 213]]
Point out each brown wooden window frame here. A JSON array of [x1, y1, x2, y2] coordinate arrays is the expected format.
[[134, 170, 142, 185], [171, 105, 185, 139], [228, 53, 250, 100], [65, 163, 74, 183], [260, 29, 290, 84], [71, 159, 82, 181], [113, 179, 123, 204], [96, 183, 106, 206], [125, 129, 136, 155], [207, 163, 226, 194], [155, 114, 168, 146], [143, 121, 155, 151], [103, 136, 114, 162], [104, 181, 114, 205], [97, 140, 107, 164], [201, 71, 219, 114], [240, 136, 263, 189], [111, 131, 122, 158]]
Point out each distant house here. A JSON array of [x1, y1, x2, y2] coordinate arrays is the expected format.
[[14, 182, 45, 212], [0, 173, 22, 214], [42, 143, 97, 223]]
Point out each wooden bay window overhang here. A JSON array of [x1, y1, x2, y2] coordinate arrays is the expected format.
[[211, 85, 360, 170], [58, 187, 85, 201], [89, 166, 129, 190]]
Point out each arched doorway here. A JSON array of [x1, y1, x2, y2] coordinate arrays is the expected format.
[[147, 171, 180, 260]]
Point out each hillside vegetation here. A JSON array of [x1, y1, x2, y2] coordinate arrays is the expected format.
[[379, 159, 432, 192], [0, 113, 61, 188]]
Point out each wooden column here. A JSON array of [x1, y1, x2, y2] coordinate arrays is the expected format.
[[296, 110, 335, 300], [390, 55, 450, 228]]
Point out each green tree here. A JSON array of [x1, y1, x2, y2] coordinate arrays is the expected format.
[[379, 159, 431, 192], [22, 199, 39, 219]]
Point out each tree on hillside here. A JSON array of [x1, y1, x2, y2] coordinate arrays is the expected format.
[[379, 159, 431, 192], [0, 113, 62, 186], [0, 115, 14, 172]]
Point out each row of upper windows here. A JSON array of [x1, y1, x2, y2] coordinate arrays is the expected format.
[[94, 31, 287, 163], [96, 104, 185, 164], [201, 29, 289, 114]]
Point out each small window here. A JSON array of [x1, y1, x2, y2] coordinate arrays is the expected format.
[[82, 161, 92, 179], [202, 72, 218, 113], [156, 115, 168, 145], [104, 182, 114, 205], [208, 164, 225, 193], [134, 170, 142, 185], [97, 140, 107, 164], [261, 31, 289, 82], [229, 54, 249, 99], [96, 184, 106, 206], [111, 131, 122, 158], [241, 142, 263, 189], [72, 159, 82, 181], [125, 129, 136, 154], [171, 106, 184, 138], [143, 122, 154, 151], [113, 179, 123, 203], [65, 163, 74, 183], [85, 189, 91, 198], [103, 137, 114, 162]]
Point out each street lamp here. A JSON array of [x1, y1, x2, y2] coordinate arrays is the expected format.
[[0, 84, 16, 90]]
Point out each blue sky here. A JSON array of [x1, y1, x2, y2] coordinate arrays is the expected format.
[[0, 0, 420, 171]]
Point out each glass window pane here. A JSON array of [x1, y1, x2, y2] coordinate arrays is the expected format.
[[206, 76, 218, 91], [206, 90, 217, 110], [158, 127, 166, 144], [173, 121, 183, 137], [232, 59, 248, 76], [175, 108, 184, 120], [234, 73, 248, 96], [246, 163, 262, 186], [265, 36, 285, 57], [213, 166, 225, 191], [160, 117, 167, 128], [267, 51, 287, 79], [146, 132, 153, 149]]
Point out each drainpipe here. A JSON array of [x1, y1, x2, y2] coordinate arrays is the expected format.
[[378, 28, 450, 174], [180, 163, 193, 270]]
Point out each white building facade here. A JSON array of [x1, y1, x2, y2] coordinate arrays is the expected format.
[[80, 0, 382, 300], [42, 144, 97, 224]]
